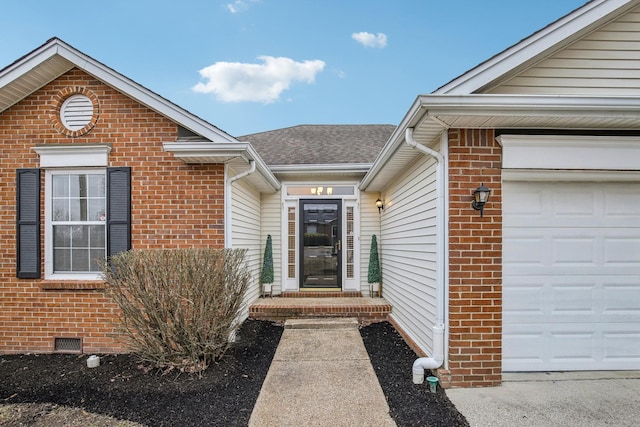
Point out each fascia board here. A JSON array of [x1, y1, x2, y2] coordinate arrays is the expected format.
[[359, 93, 640, 190], [419, 94, 640, 116], [164, 141, 281, 191], [269, 163, 372, 174], [245, 144, 282, 191], [435, 0, 637, 95], [359, 96, 432, 190], [163, 142, 254, 165], [0, 41, 66, 87]]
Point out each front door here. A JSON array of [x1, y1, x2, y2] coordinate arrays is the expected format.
[[300, 199, 341, 289]]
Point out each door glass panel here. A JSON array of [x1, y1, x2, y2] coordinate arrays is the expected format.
[[301, 200, 341, 288]]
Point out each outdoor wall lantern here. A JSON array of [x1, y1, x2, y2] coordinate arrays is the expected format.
[[376, 198, 384, 213], [472, 183, 491, 217]]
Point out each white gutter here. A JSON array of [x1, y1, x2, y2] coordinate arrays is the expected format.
[[224, 160, 256, 248], [405, 128, 448, 384]]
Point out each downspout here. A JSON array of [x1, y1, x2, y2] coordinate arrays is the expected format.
[[405, 128, 448, 384], [224, 160, 256, 248]]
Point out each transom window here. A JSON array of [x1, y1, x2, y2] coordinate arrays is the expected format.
[[47, 170, 106, 278], [286, 185, 355, 196]]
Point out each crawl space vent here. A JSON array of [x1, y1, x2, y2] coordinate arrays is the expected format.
[[54, 337, 82, 353], [60, 94, 93, 131]]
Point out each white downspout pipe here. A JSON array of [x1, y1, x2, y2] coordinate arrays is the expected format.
[[405, 128, 448, 384], [224, 160, 256, 248]]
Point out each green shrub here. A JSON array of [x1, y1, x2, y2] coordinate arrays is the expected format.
[[101, 248, 250, 373]]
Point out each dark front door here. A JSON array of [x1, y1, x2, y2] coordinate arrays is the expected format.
[[300, 199, 341, 289]]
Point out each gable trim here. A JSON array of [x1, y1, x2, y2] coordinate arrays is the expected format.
[[0, 38, 236, 144], [435, 0, 639, 94]]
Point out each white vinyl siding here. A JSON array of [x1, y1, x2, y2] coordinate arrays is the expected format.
[[360, 192, 381, 295], [261, 191, 282, 294], [489, 6, 640, 95], [380, 153, 439, 353], [231, 177, 262, 319]]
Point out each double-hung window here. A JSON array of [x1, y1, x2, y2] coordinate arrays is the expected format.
[[18, 145, 130, 280], [46, 169, 106, 279]]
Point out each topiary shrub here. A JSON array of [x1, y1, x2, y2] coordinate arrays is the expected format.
[[101, 248, 250, 373]]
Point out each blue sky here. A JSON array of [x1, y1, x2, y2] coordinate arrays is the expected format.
[[1, 0, 588, 136]]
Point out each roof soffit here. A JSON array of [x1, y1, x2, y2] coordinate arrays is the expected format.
[[360, 93, 640, 191], [163, 141, 281, 192]]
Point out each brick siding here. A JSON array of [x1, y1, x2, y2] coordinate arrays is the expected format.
[[445, 129, 503, 387], [0, 69, 225, 354]]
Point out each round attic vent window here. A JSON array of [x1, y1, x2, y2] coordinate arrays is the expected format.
[[60, 94, 94, 131]]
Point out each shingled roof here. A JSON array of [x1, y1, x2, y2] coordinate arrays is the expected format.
[[239, 124, 396, 166]]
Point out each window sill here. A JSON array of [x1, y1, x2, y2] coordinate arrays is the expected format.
[[38, 281, 106, 291]]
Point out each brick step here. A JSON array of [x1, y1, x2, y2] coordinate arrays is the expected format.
[[249, 296, 391, 325]]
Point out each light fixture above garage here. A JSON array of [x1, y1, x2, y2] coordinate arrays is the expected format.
[[376, 198, 384, 213], [472, 183, 491, 217]]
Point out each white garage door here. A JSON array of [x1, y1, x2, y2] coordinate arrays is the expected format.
[[503, 181, 640, 372]]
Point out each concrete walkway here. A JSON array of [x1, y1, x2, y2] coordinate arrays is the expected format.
[[248, 318, 395, 427], [447, 371, 640, 427]]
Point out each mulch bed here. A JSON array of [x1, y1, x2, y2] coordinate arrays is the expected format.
[[361, 322, 469, 426], [0, 319, 468, 426]]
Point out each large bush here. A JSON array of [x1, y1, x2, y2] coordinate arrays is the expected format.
[[101, 248, 250, 373]]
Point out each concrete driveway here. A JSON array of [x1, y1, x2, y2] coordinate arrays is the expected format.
[[446, 371, 640, 426]]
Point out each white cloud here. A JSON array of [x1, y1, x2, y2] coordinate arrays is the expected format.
[[352, 32, 388, 48], [192, 56, 326, 103], [226, 0, 257, 13]]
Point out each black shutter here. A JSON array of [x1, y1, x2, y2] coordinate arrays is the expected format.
[[16, 169, 41, 278], [106, 167, 131, 257]]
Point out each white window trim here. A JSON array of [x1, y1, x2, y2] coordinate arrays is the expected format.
[[34, 144, 111, 168], [44, 168, 107, 281]]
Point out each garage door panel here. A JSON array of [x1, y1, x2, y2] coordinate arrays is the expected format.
[[505, 182, 640, 227], [503, 279, 546, 320], [503, 181, 640, 372], [604, 237, 640, 264], [552, 236, 597, 265], [503, 236, 545, 265], [504, 324, 640, 371], [603, 331, 640, 361], [605, 188, 640, 217], [603, 283, 640, 322], [506, 278, 640, 324]]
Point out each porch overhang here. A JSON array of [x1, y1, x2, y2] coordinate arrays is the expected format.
[[360, 94, 640, 192], [163, 141, 281, 193], [269, 163, 372, 181]]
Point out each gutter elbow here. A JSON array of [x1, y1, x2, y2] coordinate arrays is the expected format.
[[412, 325, 445, 384], [405, 127, 419, 148]]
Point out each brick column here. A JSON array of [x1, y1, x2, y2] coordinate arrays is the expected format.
[[446, 129, 502, 387]]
